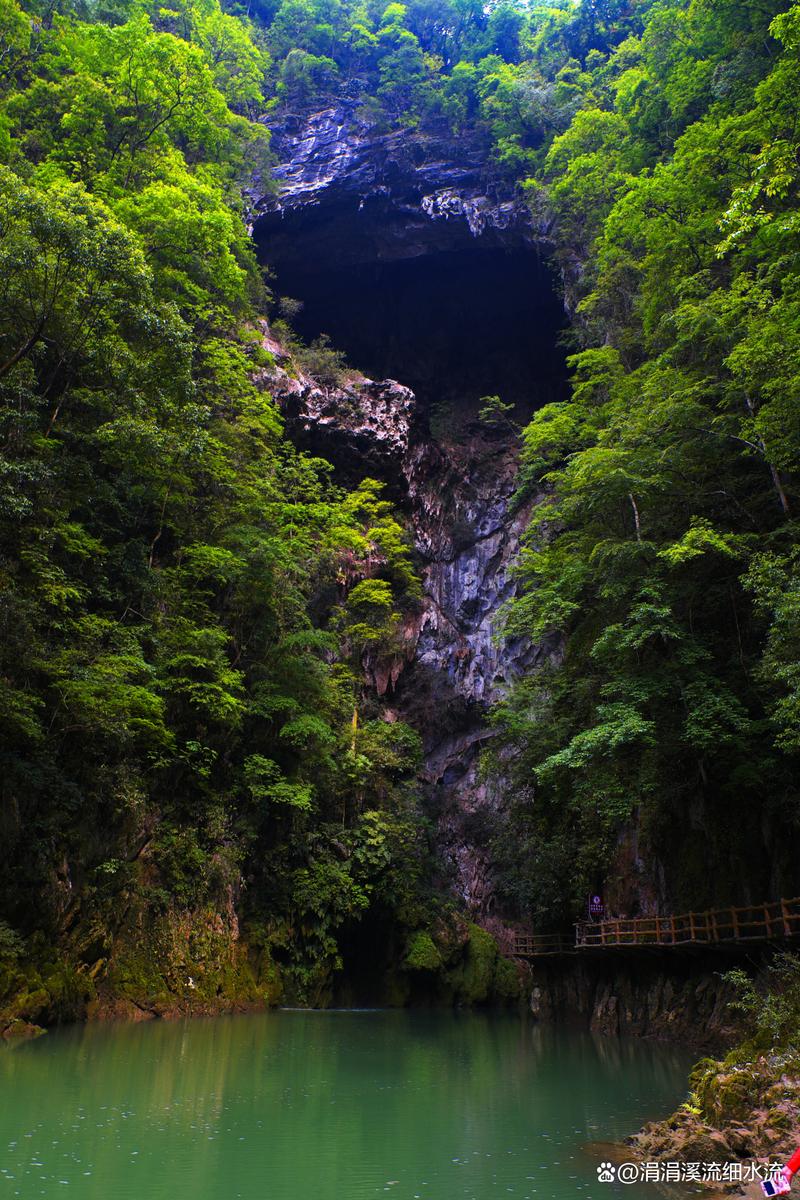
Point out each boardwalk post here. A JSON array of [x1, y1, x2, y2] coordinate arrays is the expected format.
[[782, 900, 791, 938], [689, 912, 696, 942], [711, 909, 718, 942], [732, 907, 739, 939]]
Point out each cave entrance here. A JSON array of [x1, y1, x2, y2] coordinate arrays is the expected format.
[[261, 238, 568, 432]]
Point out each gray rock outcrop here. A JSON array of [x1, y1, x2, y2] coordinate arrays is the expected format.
[[249, 102, 537, 269], [259, 320, 557, 922]]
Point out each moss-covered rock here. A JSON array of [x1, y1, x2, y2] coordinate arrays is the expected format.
[[446, 923, 497, 1003], [404, 931, 443, 972], [493, 953, 523, 1002], [100, 903, 282, 1016], [444, 923, 522, 1006], [629, 1048, 800, 1187], [2, 1019, 46, 1041], [0, 891, 286, 1031]]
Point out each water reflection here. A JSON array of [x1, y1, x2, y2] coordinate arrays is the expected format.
[[0, 1012, 694, 1200]]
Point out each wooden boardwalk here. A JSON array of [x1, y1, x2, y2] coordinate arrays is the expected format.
[[513, 897, 800, 958], [513, 933, 576, 957]]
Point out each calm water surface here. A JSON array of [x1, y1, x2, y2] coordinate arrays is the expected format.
[[0, 1010, 695, 1200]]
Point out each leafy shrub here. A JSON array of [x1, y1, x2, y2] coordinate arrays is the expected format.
[[296, 334, 349, 387], [725, 953, 800, 1054], [0, 922, 24, 961]]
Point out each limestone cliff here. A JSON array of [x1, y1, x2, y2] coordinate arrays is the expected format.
[[249, 104, 568, 935], [258, 344, 553, 931], [248, 101, 536, 267]]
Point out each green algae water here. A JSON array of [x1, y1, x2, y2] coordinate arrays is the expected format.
[[0, 1012, 693, 1200]]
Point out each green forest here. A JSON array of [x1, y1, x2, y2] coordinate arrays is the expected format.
[[1, 0, 800, 1032]]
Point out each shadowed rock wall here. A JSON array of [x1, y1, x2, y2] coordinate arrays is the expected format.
[[526, 951, 747, 1045], [250, 102, 538, 266]]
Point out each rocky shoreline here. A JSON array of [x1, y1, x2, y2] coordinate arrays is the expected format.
[[626, 1049, 800, 1195], [522, 952, 800, 1195]]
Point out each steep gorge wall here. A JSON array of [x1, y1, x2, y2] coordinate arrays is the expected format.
[[258, 323, 558, 929], [251, 104, 564, 928]]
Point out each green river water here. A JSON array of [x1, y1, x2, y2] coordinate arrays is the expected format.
[[0, 1011, 696, 1200]]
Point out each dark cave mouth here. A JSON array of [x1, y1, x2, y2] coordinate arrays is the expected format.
[[258, 233, 568, 428]]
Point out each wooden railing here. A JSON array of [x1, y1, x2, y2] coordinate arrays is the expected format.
[[512, 897, 800, 958], [512, 933, 575, 957]]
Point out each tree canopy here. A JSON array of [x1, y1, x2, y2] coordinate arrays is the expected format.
[[487, 0, 800, 927]]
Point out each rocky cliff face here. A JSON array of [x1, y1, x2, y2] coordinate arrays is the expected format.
[[259, 339, 554, 928], [259, 328, 415, 482], [249, 102, 536, 268], [252, 106, 565, 929], [398, 427, 559, 921], [527, 954, 742, 1044]]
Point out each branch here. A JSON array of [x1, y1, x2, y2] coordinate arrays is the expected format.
[[0, 315, 47, 379]]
